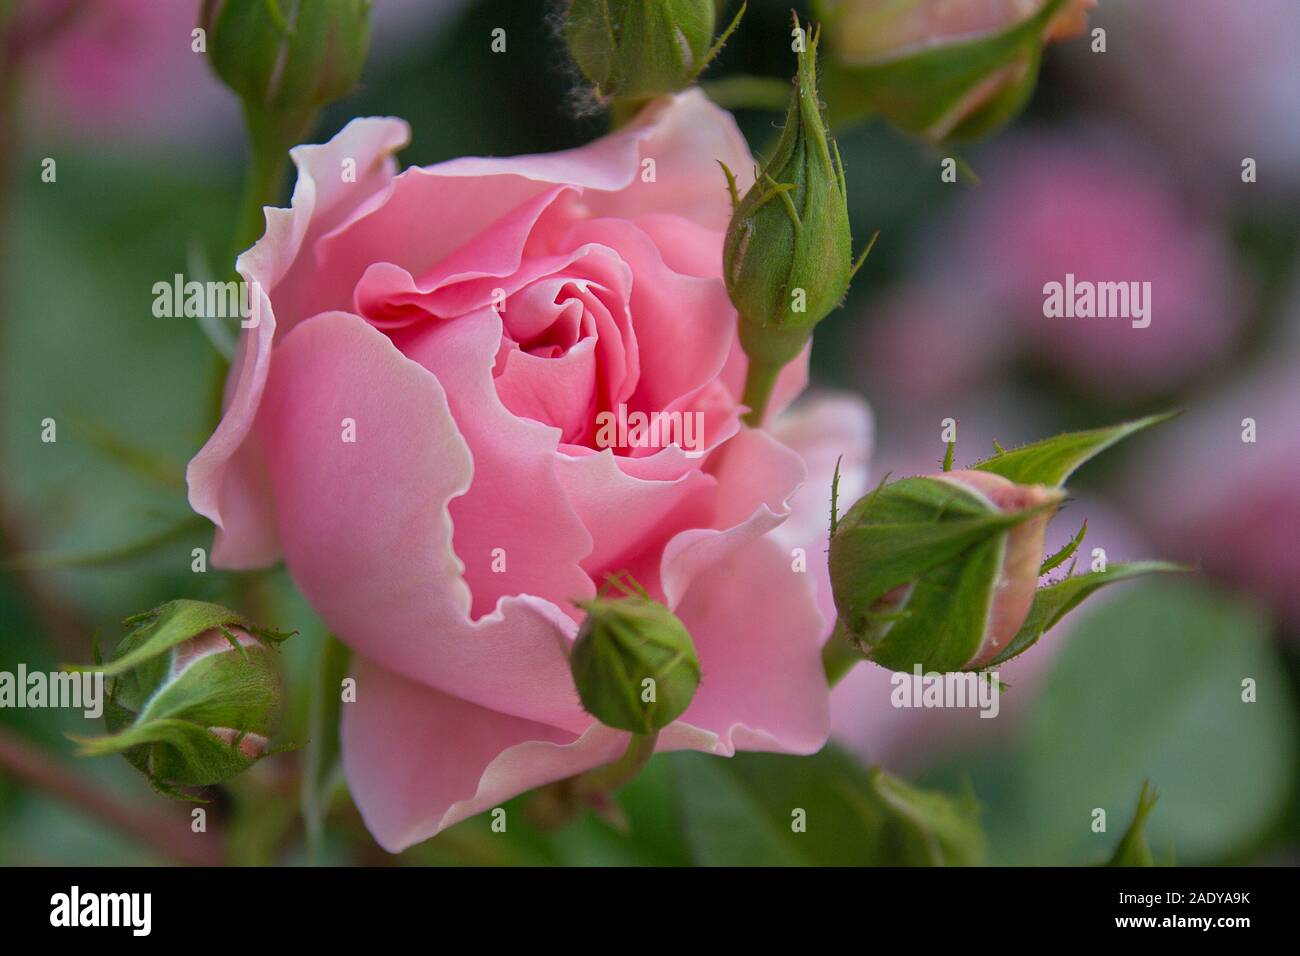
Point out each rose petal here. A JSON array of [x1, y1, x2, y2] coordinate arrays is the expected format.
[[186, 117, 410, 567], [768, 392, 875, 637], [672, 533, 831, 755], [391, 309, 595, 618], [257, 311, 590, 731], [342, 654, 722, 852]]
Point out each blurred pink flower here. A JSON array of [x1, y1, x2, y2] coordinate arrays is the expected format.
[[963, 133, 1242, 395], [1124, 358, 1300, 629], [859, 129, 1243, 401], [858, 281, 1011, 405], [1070, 0, 1300, 190], [23, 0, 238, 146], [20, 0, 466, 148]]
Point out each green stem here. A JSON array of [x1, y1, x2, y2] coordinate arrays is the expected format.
[[232, 103, 319, 264], [575, 731, 658, 796], [526, 731, 658, 830], [609, 96, 650, 130], [741, 358, 782, 426], [822, 618, 864, 687], [212, 103, 318, 428]]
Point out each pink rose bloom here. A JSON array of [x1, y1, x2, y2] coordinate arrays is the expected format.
[[187, 92, 861, 851]]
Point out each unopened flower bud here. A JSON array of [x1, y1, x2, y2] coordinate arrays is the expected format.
[[202, 0, 373, 113], [829, 470, 1062, 673], [564, 0, 728, 104], [817, 0, 1096, 141], [75, 600, 294, 795], [723, 19, 865, 421], [570, 591, 700, 734]]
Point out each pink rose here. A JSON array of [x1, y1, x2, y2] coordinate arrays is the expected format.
[[187, 92, 858, 851]]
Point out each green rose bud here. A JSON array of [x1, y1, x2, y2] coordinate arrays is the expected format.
[[815, 0, 1095, 142], [823, 416, 1186, 681], [564, 0, 743, 112], [202, 0, 373, 113], [569, 586, 700, 734], [722, 18, 870, 424], [74, 600, 294, 797], [828, 471, 1064, 673]]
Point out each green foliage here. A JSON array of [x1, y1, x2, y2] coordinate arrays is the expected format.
[[1107, 781, 1160, 867], [944, 582, 1296, 865], [982, 561, 1189, 667], [300, 634, 351, 852], [670, 747, 984, 865], [972, 413, 1177, 487]]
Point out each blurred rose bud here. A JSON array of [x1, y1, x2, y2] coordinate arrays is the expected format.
[[816, 0, 1096, 141], [723, 20, 859, 415], [564, 0, 732, 106], [75, 600, 294, 796], [829, 470, 1063, 672], [202, 0, 372, 113], [569, 587, 700, 734]]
